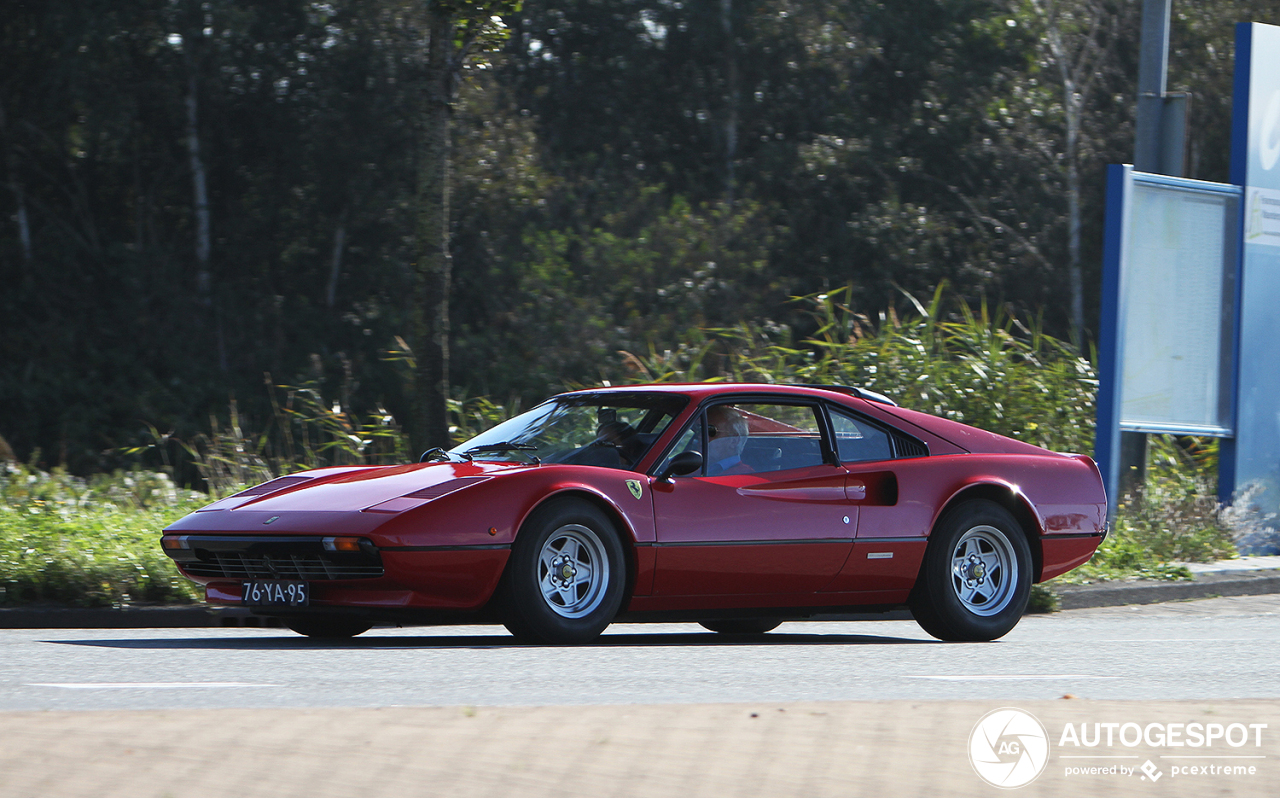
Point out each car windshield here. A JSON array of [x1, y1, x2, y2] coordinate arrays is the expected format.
[[452, 393, 687, 470]]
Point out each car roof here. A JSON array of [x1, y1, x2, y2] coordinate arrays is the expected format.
[[556, 382, 894, 406]]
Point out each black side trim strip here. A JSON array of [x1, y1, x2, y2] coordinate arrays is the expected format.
[[1041, 532, 1106, 539], [381, 543, 512, 552], [652, 538, 854, 548]]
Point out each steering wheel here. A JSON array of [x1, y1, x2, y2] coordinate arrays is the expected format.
[[590, 421, 638, 464]]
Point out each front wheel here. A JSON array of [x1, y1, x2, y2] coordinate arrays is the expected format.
[[503, 499, 626, 644], [909, 500, 1031, 641]]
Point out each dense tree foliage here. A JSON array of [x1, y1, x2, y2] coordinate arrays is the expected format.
[[1, 0, 1275, 474]]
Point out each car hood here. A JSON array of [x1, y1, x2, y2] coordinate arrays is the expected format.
[[196, 461, 524, 514]]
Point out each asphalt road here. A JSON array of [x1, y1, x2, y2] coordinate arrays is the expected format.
[[3, 593, 1278, 712]]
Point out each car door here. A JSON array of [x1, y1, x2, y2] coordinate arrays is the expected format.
[[649, 400, 856, 596], [820, 406, 931, 595]]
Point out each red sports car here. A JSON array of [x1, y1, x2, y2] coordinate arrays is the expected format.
[[161, 383, 1107, 643]]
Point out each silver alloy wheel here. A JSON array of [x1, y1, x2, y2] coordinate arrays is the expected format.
[[537, 523, 610, 619], [949, 525, 1018, 617]]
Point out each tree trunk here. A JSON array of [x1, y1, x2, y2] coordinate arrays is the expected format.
[[410, 9, 456, 455], [0, 99, 32, 265], [1037, 0, 1099, 343], [1066, 119, 1084, 343], [721, 0, 738, 205], [186, 68, 212, 303], [326, 205, 349, 308], [9, 177, 32, 266]]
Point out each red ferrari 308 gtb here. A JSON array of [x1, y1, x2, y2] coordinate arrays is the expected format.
[[161, 383, 1107, 643]]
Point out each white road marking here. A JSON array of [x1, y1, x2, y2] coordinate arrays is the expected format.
[[27, 682, 278, 689], [903, 674, 1119, 681], [1064, 639, 1260, 644]]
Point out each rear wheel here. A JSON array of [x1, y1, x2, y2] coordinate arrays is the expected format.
[[283, 615, 373, 639], [698, 619, 782, 635], [909, 499, 1031, 641], [503, 499, 626, 644]]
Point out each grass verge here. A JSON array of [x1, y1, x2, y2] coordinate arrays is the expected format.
[[0, 465, 204, 607]]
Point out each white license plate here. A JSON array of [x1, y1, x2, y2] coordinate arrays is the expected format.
[[241, 580, 309, 607]]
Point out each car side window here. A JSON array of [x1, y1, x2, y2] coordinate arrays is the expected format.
[[707, 403, 824, 475], [829, 408, 893, 463]]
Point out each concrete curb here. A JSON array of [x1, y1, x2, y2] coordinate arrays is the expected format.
[[2, 568, 1278, 628], [1053, 568, 1280, 610]]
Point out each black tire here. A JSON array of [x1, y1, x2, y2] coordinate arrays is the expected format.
[[909, 499, 1032, 642], [503, 498, 626, 644], [283, 615, 373, 639], [698, 619, 782, 635]]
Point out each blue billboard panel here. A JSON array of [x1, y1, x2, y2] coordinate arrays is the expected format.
[[1227, 22, 1280, 552], [1233, 23, 1280, 193]]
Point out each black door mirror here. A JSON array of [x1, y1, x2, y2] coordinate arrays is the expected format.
[[658, 450, 703, 482]]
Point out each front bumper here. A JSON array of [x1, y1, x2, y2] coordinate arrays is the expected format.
[[163, 534, 511, 612], [161, 534, 384, 580]]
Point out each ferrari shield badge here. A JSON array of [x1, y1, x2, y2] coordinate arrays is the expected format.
[[626, 479, 643, 500]]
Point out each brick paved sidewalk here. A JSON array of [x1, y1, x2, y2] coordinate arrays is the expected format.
[[2, 700, 1276, 797]]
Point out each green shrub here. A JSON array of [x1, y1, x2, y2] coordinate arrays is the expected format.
[[620, 284, 1097, 454], [0, 463, 204, 607]]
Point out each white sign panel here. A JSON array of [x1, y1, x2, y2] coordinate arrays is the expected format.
[[1119, 174, 1238, 435]]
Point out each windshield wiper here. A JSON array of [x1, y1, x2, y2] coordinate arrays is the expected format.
[[463, 441, 541, 464], [419, 447, 472, 464]]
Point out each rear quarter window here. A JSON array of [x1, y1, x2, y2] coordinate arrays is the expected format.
[[829, 408, 893, 463]]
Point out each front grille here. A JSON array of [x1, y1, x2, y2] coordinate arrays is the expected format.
[[166, 535, 383, 581], [182, 553, 384, 580]]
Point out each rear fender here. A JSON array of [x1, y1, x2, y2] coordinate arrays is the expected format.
[[928, 482, 1046, 586]]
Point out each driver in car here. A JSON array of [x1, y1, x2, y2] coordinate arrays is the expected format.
[[706, 405, 753, 475]]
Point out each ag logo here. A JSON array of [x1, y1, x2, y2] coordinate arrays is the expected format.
[[968, 707, 1050, 789], [625, 479, 643, 500]]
